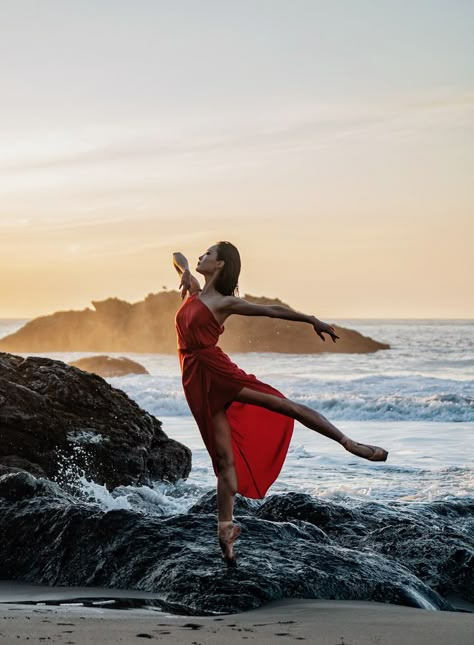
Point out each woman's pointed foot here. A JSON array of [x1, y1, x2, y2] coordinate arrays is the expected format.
[[218, 521, 241, 565], [340, 436, 388, 462]]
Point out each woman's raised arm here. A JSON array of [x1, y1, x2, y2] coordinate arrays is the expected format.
[[218, 296, 339, 343], [172, 252, 201, 299]]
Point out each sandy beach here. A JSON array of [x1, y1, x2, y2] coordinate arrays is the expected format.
[[1, 584, 473, 645], [1, 598, 473, 645]]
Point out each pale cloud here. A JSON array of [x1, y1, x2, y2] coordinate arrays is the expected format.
[[1, 93, 472, 177], [0, 218, 31, 229], [64, 242, 81, 255]]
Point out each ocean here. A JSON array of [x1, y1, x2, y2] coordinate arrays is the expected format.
[[1, 318, 472, 514]]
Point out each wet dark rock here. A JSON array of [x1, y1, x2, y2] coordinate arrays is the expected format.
[[0, 456, 46, 478], [257, 492, 402, 545], [68, 355, 149, 377], [0, 352, 191, 489], [0, 472, 72, 502], [0, 471, 39, 500], [359, 501, 474, 603], [0, 475, 468, 615], [255, 492, 474, 605], [0, 291, 389, 354], [188, 490, 261, 516]]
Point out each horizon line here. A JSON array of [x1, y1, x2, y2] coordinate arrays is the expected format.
[[1, 316, 473, 322]]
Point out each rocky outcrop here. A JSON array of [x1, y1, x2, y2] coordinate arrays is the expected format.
[[68, 356, 149, 377], [1, 474, 470, 615], [254, 493, 474, 605], [0, 352, 191, 489], [0, 292, 389, 354]]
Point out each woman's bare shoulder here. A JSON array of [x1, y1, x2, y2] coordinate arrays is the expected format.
[[216, 295, 263, 315], [215, 294, 239, 307]]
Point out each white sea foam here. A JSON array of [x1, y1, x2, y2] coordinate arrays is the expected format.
[[107, 373, 474, 422], [67, 430, 108, 445], [76, 477, 208, 516]]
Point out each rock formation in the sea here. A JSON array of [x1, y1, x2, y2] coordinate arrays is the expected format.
[[1, 475, 471, 615], [68, 355, 149, 377], [0, 291, 389, 354], [0, 352, 191, 488]]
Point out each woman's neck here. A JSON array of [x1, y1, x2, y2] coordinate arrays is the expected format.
[[201, 273, 219, 296]]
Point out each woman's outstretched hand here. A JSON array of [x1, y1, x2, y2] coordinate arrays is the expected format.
[[312, 318, 339, 343]]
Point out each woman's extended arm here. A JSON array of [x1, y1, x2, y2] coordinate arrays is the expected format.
[[218, 297, 339, 343], [172, 252, 201, 299]]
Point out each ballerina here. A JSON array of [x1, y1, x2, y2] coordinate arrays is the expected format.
[[173, 241, 388, 564]]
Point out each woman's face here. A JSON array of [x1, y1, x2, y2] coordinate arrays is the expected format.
[[196, 245, 221, 275]]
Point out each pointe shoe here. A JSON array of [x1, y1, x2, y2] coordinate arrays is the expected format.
[[340, 436, 388, 462], [218, 521, 241, 565]]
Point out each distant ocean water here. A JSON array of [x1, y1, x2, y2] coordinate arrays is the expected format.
[[1, 318, 473, 514]]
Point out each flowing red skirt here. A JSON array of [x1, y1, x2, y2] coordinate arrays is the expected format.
[[176, 294, 294, 499]]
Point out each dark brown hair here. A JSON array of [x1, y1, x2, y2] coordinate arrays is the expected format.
[[215, 241, 241, 296]]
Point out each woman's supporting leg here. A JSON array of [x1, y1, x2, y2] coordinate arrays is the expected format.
[[213, 409, 237, 521], [212, 410, 241, 561], [234, 388, 388, 461]]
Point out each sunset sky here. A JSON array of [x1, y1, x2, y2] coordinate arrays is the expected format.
[[1, 1, 473, 319]]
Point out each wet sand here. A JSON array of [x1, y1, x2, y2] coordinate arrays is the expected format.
[[0, 581, 473, 645]]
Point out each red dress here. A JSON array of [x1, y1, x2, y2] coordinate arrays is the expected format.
[[175, 292, 294, 499]]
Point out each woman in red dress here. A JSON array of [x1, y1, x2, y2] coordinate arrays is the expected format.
[[173, 242, 388, 563]]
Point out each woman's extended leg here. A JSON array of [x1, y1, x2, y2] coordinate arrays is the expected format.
[[212, 409, 241, 562], [234, 388, 388, 461]]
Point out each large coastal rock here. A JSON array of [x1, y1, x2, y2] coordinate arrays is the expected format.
[[68, 355, 149, 377], [0, 352, 191, 488], [1, 474, 470, 615], [0, 291, 389, 354]]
